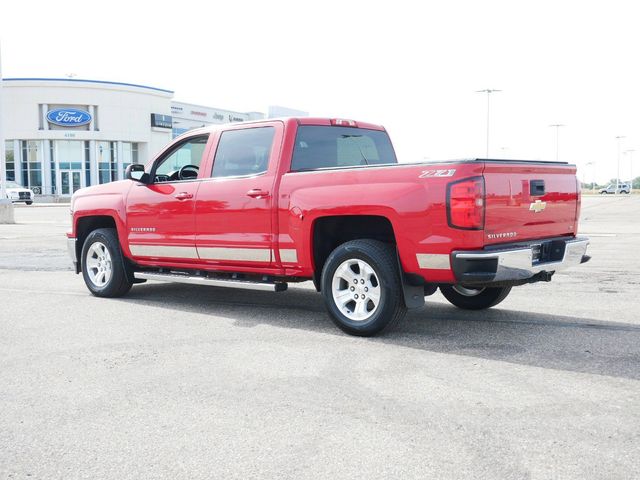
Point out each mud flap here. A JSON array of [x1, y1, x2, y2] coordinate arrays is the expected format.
[[396, 249, 425, 309]]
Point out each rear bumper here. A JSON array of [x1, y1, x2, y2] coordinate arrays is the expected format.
[[451, 236, 589, 285]]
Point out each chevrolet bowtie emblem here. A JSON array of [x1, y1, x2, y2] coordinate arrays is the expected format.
[[529, 200, 547, 213]]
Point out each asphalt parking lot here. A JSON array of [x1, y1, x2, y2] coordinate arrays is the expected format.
[[1, 196, 638, 479]]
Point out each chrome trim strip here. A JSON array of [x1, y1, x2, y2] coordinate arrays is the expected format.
[[454, 238, 589, 282], [67, 237, 77, 263], [197, 246, 271, 262], [279, 249, 298, 263], [129, 244, 199, 259], [134, 272, 280, 292], [416, 253, 450, 270]]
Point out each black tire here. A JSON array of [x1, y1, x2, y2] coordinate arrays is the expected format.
[[81, 228, 133, 298], [321, 239, 406, 336], [439, 285, 511, 310], [25, 201, 33, 205]]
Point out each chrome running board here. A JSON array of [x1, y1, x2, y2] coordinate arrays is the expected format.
[[134, 271, 287, 292]]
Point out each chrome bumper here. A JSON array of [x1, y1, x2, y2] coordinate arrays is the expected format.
[[451, 237, 589, 284], [67, 237, 78, 269]]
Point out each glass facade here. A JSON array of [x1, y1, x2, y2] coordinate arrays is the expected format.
[[49, 142, 55, 194], [54, 140, 87, 195], [3, 139, 147, 195], [122, 142, 139, 172], [5, 141, 15, 181], [97, 141, 117, 184], [21, 141, 43, 194]]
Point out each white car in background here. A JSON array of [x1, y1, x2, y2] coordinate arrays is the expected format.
[[4, 181, 35, 205], [599, 183, 631, 194]]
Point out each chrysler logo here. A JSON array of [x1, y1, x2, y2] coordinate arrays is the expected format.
[[529, 200, 547, 213]]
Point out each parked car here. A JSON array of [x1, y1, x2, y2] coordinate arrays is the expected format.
[[67, 117, 590, 336], [599, 183, 630, 194], [4, 181, 34, 205]]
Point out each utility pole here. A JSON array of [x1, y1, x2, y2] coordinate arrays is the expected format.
[[476, 89, 501, 158], [615, 136, 625, 194], [0, 41, 15, 223], [549, 124, 565, 161]]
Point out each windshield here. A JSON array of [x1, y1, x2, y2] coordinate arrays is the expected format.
[[6, 181, 21, 189]]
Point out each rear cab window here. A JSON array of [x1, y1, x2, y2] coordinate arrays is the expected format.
[[291, 126, 397, 171]]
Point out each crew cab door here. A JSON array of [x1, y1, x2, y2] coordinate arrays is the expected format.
[[125, 134, 211, 263], [195, 123, 283, 268]]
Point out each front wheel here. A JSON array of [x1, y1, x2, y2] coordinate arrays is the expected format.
[[321, 240, 406, 336], [25, 201, 33, 205], [439, 285, 511, 310], [81, 228, 133, 297]]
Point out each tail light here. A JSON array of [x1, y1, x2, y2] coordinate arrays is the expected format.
[[575, 176, 581, 233], [447, 176, 485, 230]]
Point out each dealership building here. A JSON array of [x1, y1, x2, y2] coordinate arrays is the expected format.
[[0, 78, 300, 198]]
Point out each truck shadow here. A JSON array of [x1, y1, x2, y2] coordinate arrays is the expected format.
[[119, 282, 640, 381]]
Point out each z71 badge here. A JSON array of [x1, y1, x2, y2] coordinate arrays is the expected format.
[[419, 169, 456, 178]]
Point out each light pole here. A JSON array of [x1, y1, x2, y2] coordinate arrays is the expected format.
[[615, 136, 625, 194], [549, 124, 565, 161], [625, 149, 635, 193], [585, 161, 595, 192], [476, 89, 501, 158], [0, 41, 15, 223]]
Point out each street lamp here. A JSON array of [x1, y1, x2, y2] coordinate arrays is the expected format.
[[476, 89, 502, 158], [549, 124, 565, 161], [585, 161, 595, 192], [615, 136, 625, 194], [625, 149, 635, 193]]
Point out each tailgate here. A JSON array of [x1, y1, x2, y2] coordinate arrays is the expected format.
[[482, 161, 578, 246]]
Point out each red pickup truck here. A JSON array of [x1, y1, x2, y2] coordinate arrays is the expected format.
[[67, 117, 589, 336]]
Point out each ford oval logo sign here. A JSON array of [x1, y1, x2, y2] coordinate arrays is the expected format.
[[46, 108, 92, 127]]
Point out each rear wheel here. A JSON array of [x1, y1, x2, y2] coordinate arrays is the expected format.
[[440, 284, 511, 310], [25, 201, 33, 205], [321, 240, 406, 336], [81, 228, 133, 297]]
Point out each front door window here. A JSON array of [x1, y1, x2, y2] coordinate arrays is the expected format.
[[153, 136, 208, 183]]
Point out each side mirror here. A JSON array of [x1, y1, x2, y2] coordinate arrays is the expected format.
[[125, 164, 149, 184]]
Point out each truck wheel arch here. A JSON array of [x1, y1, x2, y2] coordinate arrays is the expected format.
[[74, 216, 119, 272], [310, 215, 398, 291]]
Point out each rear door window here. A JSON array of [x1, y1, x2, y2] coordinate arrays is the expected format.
[[291, 126, 397, 171], [211, 127, 275, 178]]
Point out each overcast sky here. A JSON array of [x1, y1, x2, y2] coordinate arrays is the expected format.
[[1, 0, 638, 183]]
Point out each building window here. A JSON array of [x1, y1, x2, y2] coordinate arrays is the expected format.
[[51, 140, 86, 195], [21, 141, 42, 194], [5, 141, 15, 182], [84, 141, 90, 187], [97, 141, 117, 184], [49, 142, 56, 194], [121, 142, 139, 172]]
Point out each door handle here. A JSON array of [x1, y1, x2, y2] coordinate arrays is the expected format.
[[174, 192, 193, 200], [246, 189, 270, 199]]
